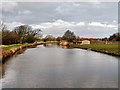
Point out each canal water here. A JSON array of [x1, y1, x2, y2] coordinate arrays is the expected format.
[[0, 44, 119, 88]]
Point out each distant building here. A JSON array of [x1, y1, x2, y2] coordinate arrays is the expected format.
[[82, 40, 90, 45]]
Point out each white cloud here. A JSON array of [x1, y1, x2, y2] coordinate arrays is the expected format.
[[52, 20, 64, 26], [31, 20, 85, 29], [107, 24, 117, 29], [31, 20, 117, 31], [107, 25, 116, 28], [5, 22, 25, 30], [30, 24, 46, 29], [4, 20, 118, 38], [18, 10, 32, 15], [2, 2, 18, 13], [76, 22, 85, 26], [33, 20, 117, 38], [88, 22, 117, 29], [88, 22, 107, 27], [88, 0, 101, 5], [5, 20, 117, 34]]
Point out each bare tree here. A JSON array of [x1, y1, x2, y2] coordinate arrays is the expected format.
[[44, 34, 56, 41], [62, 30, 76, 42], [13, 25, 42, 43]]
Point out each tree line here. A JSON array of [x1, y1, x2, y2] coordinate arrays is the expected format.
[[1, 24, 42, 45], [108, 33, 120, 41], [1, 22, 120, 45]]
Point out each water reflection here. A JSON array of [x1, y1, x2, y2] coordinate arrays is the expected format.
[[60, 45, 69, 49], [43, 43, 59, 48], [0, 43, 119, 88]]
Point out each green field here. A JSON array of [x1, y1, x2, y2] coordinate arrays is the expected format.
[[71, 44, 120, 56]]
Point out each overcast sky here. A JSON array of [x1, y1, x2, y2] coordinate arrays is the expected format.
[[2, 2, 118, 38]]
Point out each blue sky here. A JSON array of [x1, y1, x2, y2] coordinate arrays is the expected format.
[[1, 2, 118, 38]]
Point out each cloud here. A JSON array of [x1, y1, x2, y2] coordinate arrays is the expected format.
[[30, 24, 46, 29], [88, 22, 117, 29], [2, 2, 18, 13], [76, 22, 85, 26], [18, 10, 32, 15], [35, 20, 117, 30], [4, 19, 118, 38], [88, 0, 101, 5], [2, 2, 118, 38], [29, 20, 117, 38], [31, 20, 85, 29], [5, 21, 25, 30], [88, 22, 107, 27], [52, 20, 64, 26]]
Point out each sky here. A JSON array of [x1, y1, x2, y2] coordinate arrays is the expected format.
[[1, 2, 118, 38]]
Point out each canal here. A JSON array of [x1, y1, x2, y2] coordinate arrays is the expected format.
[[0, 43, 119, 88]]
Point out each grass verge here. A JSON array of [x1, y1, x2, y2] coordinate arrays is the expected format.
[[70, 44, 120, 56]]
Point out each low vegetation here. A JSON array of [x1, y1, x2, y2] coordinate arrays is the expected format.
[[2, 43, 33, 51], [71, 44, 120, 56]]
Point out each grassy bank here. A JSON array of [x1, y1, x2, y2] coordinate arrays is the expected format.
[[2, 43, 33, 51], [0, 41, 58, 63], [71, 44, 120, 56]]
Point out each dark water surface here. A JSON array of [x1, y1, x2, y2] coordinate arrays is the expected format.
[[0, 44, 119, 88]]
